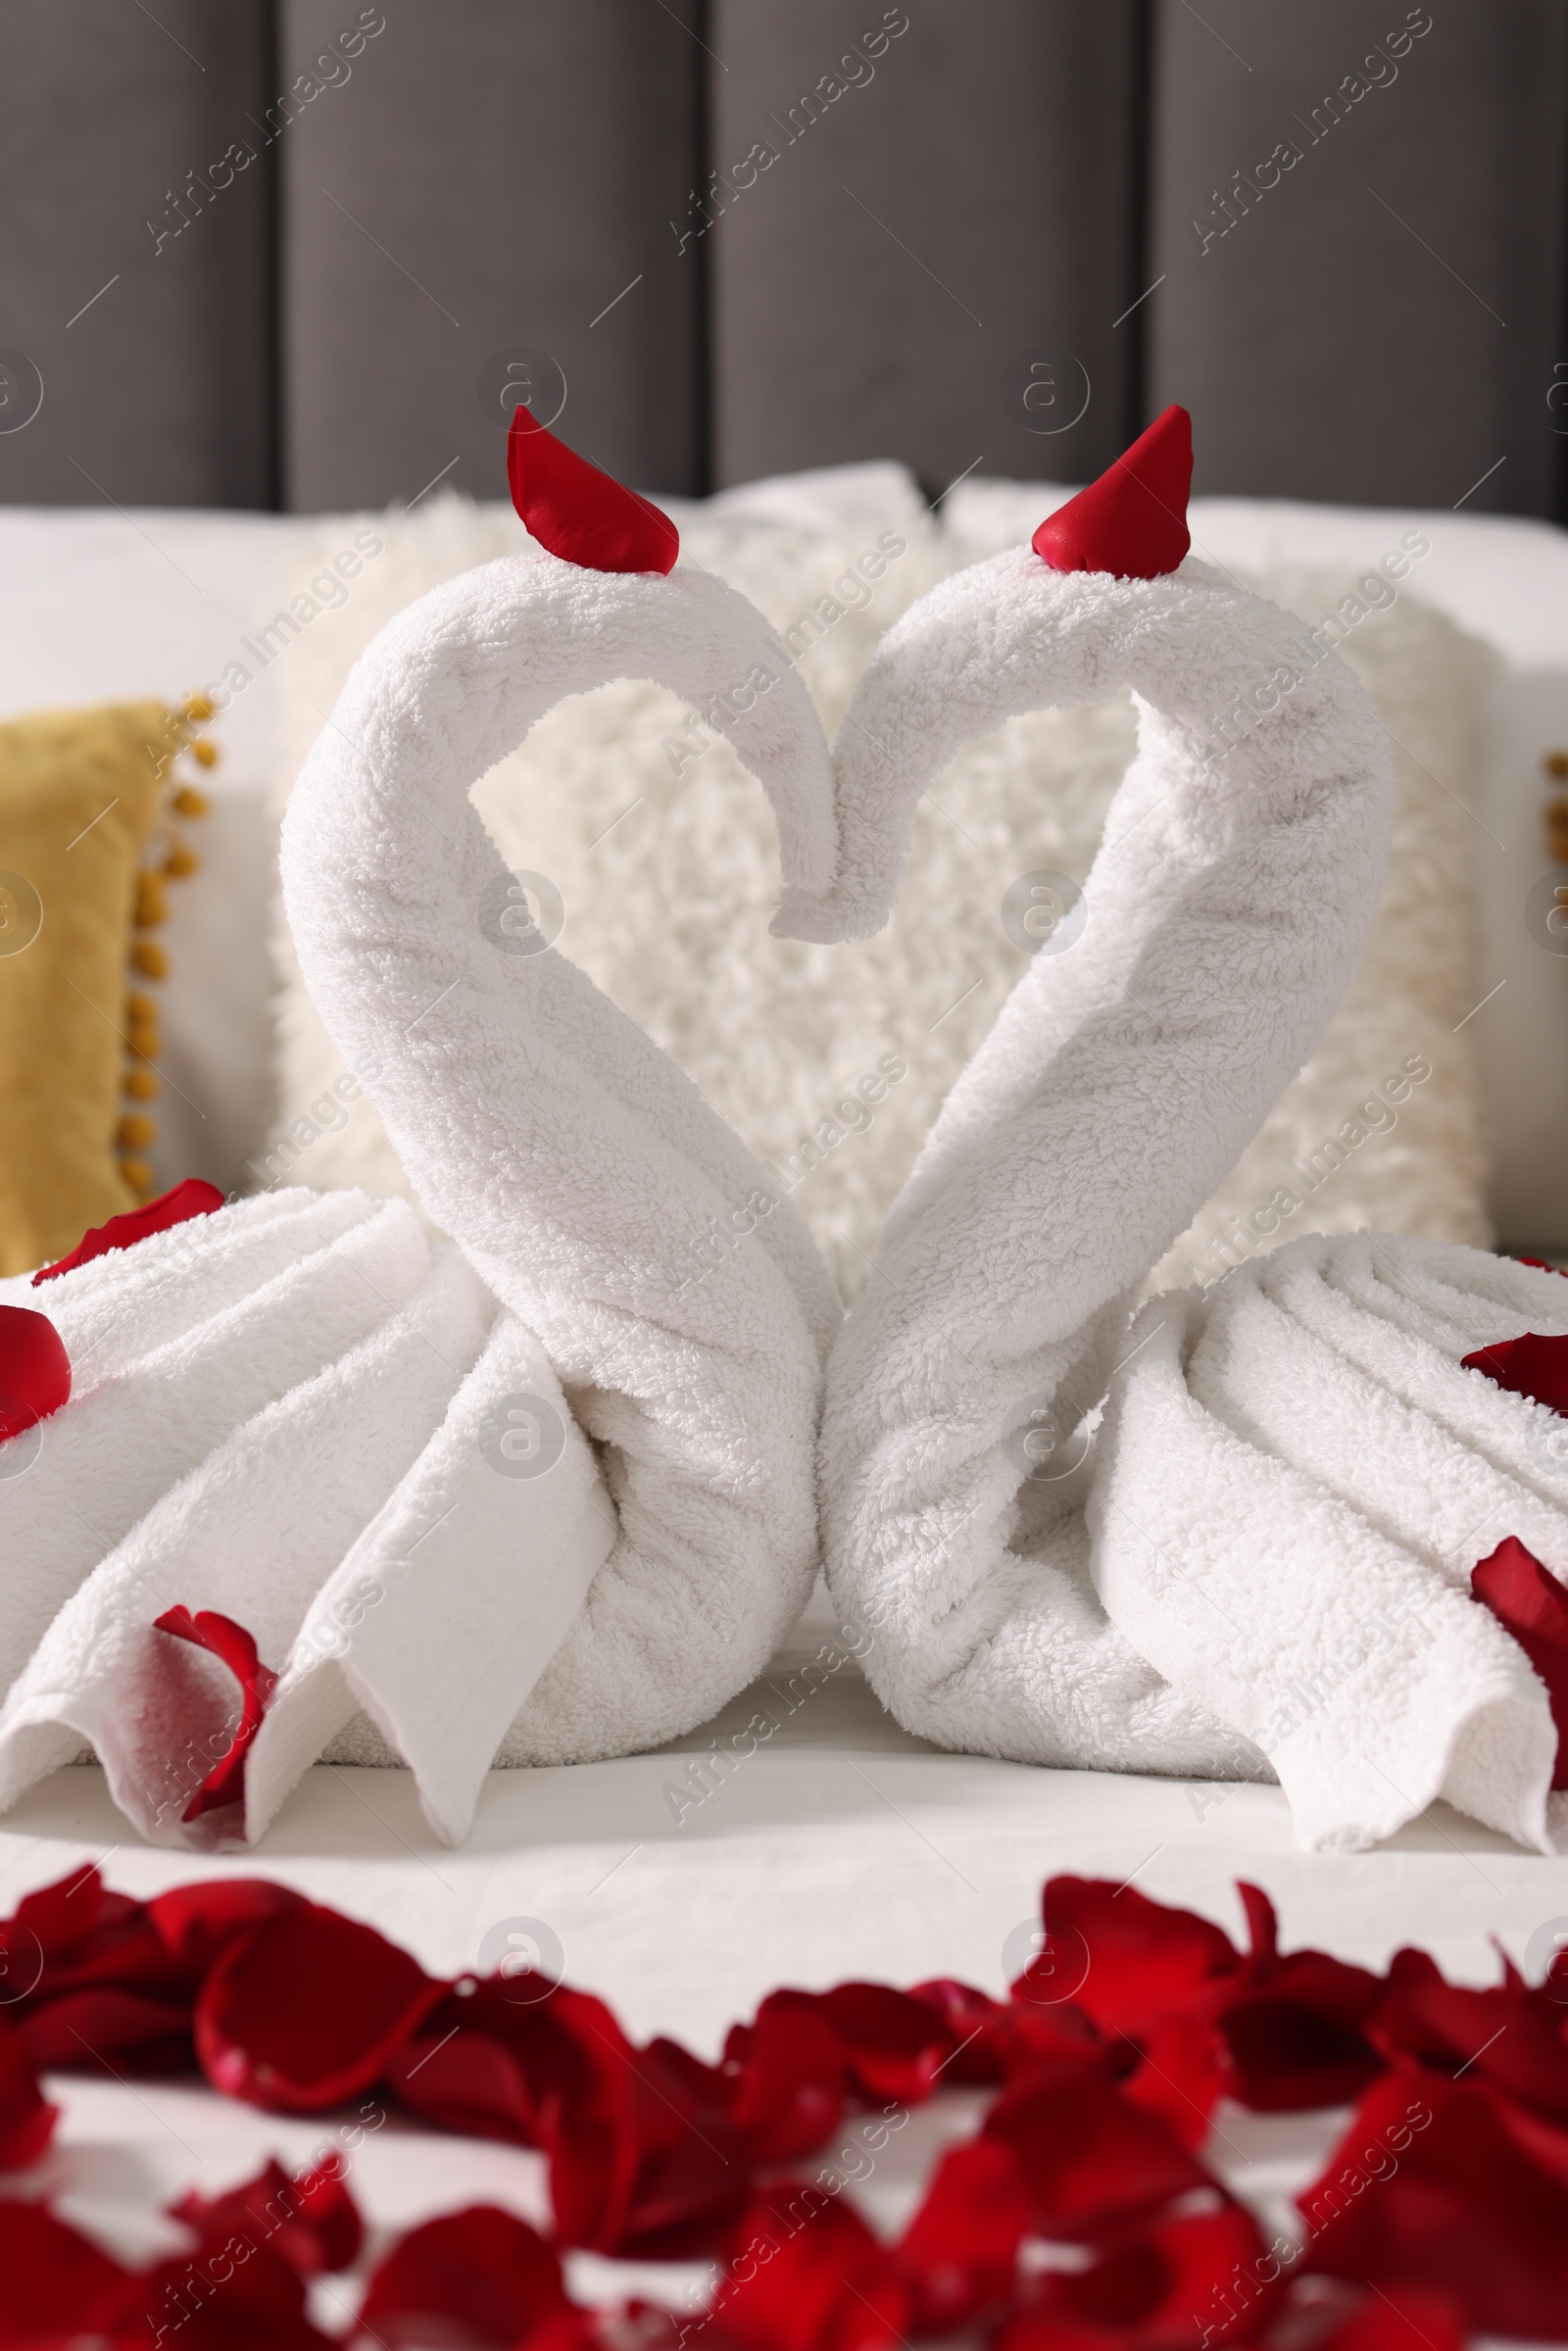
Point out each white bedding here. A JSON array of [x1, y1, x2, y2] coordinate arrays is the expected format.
[[0, 1579, 1560, 2313]]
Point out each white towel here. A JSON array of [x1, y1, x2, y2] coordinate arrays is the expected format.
[[1095, 1234, 1568, 1851], [811, 549, 1449, 1818], [0, 1190, 614, 1847], [0, 550, 845, 1848], [279, 553, 843, 1775]]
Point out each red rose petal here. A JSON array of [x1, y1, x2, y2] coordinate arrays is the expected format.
[[194, 1902, 444, 2113], [154, 1605, 279, 1820], [711, 2184, 911, 2351], [906, 1980, 1007, 2082], [983, 2058, 1212, 2240], [10, 1865, 170, 1994], [553, 1995, 750, 2260], [813, 1981, 962, 2104], [0, 2198, 128, 2335], [722, 1992, 846, 2160], [0, 2014, 56, 2172], [1218, 1952, 1384, 2113], [1298, 2071, 1568, 2335], [1305, 2281, 1468, 2351], [1031, 406, 1192, 579], [1207, 1888, 1384, 2114], [18, 1985, 192, 2075], [895, 2136, 1032, 2330], [172, 2154, 363, 2278], [388, 1996, 540, 2144], [148, 1878, 309, 1974], [130, 2229, 337, 2349], [508, 408, 679, 575], [1368, 1944, 1568, 2129], [1007, 2196, 1278, 2350], [31, 1176, 223, 1284], [1461, 1329, 1568, 1413], [1117, 2008, 1230, 2148], [0, 1305, 70, 1445], [1033, 1877, 1243, 2037], [357, 2206, 573, 2349], [1469, 1536, 1568, 1788]]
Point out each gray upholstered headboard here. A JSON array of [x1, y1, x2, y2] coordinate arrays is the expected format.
[[1, 0, 1563, 516]]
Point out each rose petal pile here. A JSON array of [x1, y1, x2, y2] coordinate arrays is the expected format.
[[1, 1865, 1565, 2343]]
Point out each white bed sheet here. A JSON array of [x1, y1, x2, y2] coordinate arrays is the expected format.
[[1, 1583, 1562, 2326]]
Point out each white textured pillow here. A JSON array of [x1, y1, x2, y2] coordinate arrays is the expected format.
[[263, 495, 1494, 1301]]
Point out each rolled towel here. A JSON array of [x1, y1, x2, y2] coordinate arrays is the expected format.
[[1095, 1235, 1568, 1851], [814, 415, 1428, 1826]]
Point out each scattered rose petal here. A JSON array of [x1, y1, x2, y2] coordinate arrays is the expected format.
[[172, 2154, 363, 2278], [1369, 1944, 1568, 2131], [906, 1979, 1007, 2082], [1216, 1886, 1384, 2112], [1470, 1536, 1568, 1788], [154, 1605, 279, 1820], [720, 1990, 845, 2159], [1299, 2071, 1568, 2335], [1034, 1878, 1243, 2038], [148, 1878, 309, 1974], [130, 2228, 337, 2348], [710, 2184, 911, 2351], [0, 1305, 70, 1442], [1302, 2280, 1468, 2351], [387, 1984, 540, 2143], [1004, 2195, 1278, 2350], [984, 2058, 1211, 2240], [895, 2136, 1032, 2330], [17, 1985, 192, 2076], [0, 2016, 56, 2172], [194, 1902, 444, 2113], [355, 2204, 572, 2348], [0, 2197, 129, 2337], [32, 1176, 223, 1284], [1461, 1329, 1568, 1414], [1116, 2009, 1230, 2149]]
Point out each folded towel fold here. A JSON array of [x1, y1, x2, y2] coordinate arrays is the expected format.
[[1094, 1235, 1568, 1851]]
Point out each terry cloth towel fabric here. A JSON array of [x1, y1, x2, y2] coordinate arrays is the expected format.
[[280, 553, 842, 1785], [1095, 1234, 1568, 1853], [808, 547, 1487, 1844], [0, 1188, 615, 1848]]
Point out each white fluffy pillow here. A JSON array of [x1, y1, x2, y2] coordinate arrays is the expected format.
[[262, 493, 1494, 1302]]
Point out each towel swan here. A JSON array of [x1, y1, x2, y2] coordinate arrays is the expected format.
[[807, 408, 1568, 1854], [0, 428, 843, 1849]]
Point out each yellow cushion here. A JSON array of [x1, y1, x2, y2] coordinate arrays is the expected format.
[[0, 701, 201, 1276]]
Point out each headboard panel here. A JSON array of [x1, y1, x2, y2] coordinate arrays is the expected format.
[[709, 1, 1146, 493], [0, 0, 1562, 518], [1149, 0, 1568, 514], [0, 0, 275, 508], [279, 0, 703, 510]]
